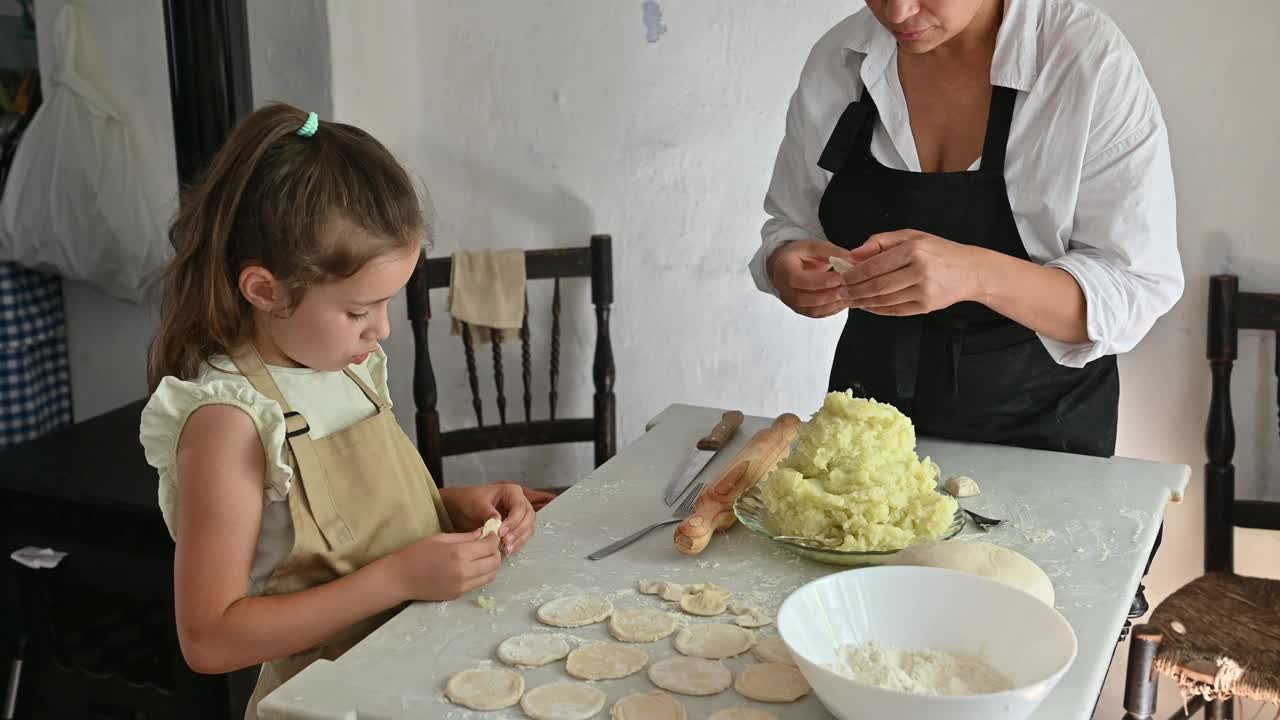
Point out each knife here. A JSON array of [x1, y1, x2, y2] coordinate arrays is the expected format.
[[664, 411, 745, 505]]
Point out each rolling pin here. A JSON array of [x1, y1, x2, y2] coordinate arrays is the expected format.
[[673, 413, 801, 555]]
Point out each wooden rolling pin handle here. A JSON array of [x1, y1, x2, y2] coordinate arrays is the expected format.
[[673, 413, 800, 555]]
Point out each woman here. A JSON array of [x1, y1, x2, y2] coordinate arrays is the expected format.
[[750, 0, 1182, 459]]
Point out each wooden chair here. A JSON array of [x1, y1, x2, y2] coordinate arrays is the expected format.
[[1122, 275, 1280, 719], [406, 235, 617, 492]]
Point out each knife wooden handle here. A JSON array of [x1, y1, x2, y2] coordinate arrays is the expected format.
[[697, 411, 745, 451], [674, 413, 801, 555]]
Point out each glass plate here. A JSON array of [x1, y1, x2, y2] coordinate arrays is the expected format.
[[732, 484, 965, 567]]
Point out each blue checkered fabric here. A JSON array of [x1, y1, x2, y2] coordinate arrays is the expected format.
[[0, 261, 71, 449]]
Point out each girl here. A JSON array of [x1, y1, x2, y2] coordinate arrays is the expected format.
[[140, 103, 544, 717]]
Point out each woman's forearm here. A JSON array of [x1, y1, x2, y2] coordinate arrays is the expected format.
[[976, 250, 1090, 344]]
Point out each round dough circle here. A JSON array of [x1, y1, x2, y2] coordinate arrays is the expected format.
[[708, 709, 780, 720], [520, 682, 607, 720], [735, 662, 810, 703], [537, 594, 614, 628], [648, 656, 733, 696], [675, 623, 755, 659], [891, 541, 1055, 606], [680, 590, 730, 616], [610, 691, 687, 720], [497, 632, 572, 667], [609, 608, 681, 643], [753, 636, 795, 666], [565, 642, 649, 681], [444, 667, 524, 711]]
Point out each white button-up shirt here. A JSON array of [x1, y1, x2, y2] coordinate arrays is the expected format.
[[750, 0, 1183, 367]]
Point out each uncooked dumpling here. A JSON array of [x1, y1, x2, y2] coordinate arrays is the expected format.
[[537, 594, 614, 627], [639, 579, 687, 602], [680, 588, 731, 616], [520, 681, 606, 720], [648, 657, 733, 696], [480, 517, 501, 538], [890, 541, 1055, 606], [497, 633, 571, 667], [565, 642, 649, 681], [445, 667, 523, 710], [829, 256, 855, 273], [734, 662, 810, 703], [609, 608, 681, 643], [610, 691, 687, 719], [753, 636, 795, 666], [674, 623, 755, 659], [944, 475, 980, 497]]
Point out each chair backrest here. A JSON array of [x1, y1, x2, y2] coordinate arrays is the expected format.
[[405, 235, 616, 487], [1205, 274, 1280, 572]]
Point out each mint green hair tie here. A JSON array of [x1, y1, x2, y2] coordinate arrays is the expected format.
[[296, 111, 319, 138]]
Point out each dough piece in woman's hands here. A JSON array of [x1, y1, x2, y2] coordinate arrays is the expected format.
[[445, 667, 523, 710], [674, 623, 755, 659], [944, 475, 980, 497], [829, 256, 855, 273], [891, 541, 1055, 606], [680, 588, 731, 616], [648, 657, 733, 696], [480, 517, 501, 538], [537, 594, 613, 628], [496, 633, 571, 667], [639, 579, 687, 602], [734, 662, 810, 703], [709, 709, 779, 720], [565, 643, 649, 681], [609, 608, 681, 643], [610, 691, 687, 720], [753, 636, 795, 666], [521, 681, 606, 720]]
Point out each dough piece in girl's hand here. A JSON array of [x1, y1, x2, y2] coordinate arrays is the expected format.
[[609, 608, 681, 642], [611, 691, 687, 720], [829, 256, 855, 273], [445, 667, 523, 710], [537, 594, 613, 628], [520, 681, 606, 720], [648, 657, 733, 696], [496, 632, 571, 667], [734, 662, 811, 703], [565, 642, 649, 681], [674, 623, 755, 659], [480, 517, 501, 538]]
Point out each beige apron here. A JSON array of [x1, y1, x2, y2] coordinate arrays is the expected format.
[[230, 348, 453, 719]]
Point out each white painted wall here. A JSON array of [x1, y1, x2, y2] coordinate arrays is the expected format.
[[27, 0, 332, 420], [327, 1, 1279, 715]]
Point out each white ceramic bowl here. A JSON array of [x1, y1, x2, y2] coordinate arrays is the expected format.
[[777, 566, 1077, 720]]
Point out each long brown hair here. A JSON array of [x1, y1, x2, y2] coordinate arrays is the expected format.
[[148, 103, 426, 390]]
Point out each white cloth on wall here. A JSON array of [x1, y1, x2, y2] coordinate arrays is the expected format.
[[0, 4, 171, 304]]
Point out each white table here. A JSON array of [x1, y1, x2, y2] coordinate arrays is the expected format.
[[260, 404, 1189, 720]]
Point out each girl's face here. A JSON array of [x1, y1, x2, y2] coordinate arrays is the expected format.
[[243, 226, 421, 371], [863, 0, 993, 53]]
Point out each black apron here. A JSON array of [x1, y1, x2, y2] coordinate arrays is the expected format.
[[817, 84, 1120, 458]]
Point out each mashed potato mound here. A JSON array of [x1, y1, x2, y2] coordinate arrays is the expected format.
[[761, 391, 958, 552]]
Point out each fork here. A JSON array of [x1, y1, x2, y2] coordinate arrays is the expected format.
[[587, 482, 703, 560]]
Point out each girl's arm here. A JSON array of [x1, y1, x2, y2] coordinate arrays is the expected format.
[[173, 405, 499, 674]]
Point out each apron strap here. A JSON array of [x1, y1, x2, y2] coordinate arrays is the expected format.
[[817, 88, 879, 175], [342, 366, 391, 412], [980, 86, 1017, 171], [228, 346, 356, 549]]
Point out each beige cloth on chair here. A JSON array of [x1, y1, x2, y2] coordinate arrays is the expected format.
[[447, 250, 527, 344]]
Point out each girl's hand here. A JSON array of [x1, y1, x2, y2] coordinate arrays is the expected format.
[[766, 239, 857, 318], [441, 484, 537, 556], [841, 230, 991, 316], [388, 530, 501, 602], [497, 479, 556, 511]]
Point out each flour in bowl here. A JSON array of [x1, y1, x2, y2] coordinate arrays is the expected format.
[[829, 641, 1014, 695]]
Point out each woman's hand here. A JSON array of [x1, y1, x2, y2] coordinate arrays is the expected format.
[[440, 484, 537, 556], [841, 230, 991, 316], [766, 239, 857, 318]]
